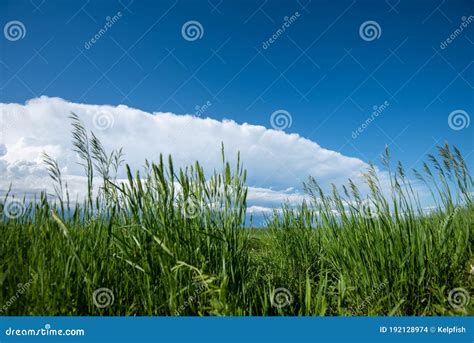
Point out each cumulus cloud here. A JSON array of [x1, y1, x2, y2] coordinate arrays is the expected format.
[[0, 96, 386, 213]]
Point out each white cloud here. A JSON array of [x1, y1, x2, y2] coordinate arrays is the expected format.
[[247, 187, 308, 207], [0, 96, 388, 212]]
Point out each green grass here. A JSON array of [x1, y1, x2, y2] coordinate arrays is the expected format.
[[0, 114, 472, 316]]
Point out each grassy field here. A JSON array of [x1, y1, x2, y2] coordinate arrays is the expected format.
[[0, 114, 472, 316]]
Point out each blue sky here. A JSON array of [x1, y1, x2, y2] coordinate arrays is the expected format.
[[0, 0, 473, 219], [1, 0, 473, 163]]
